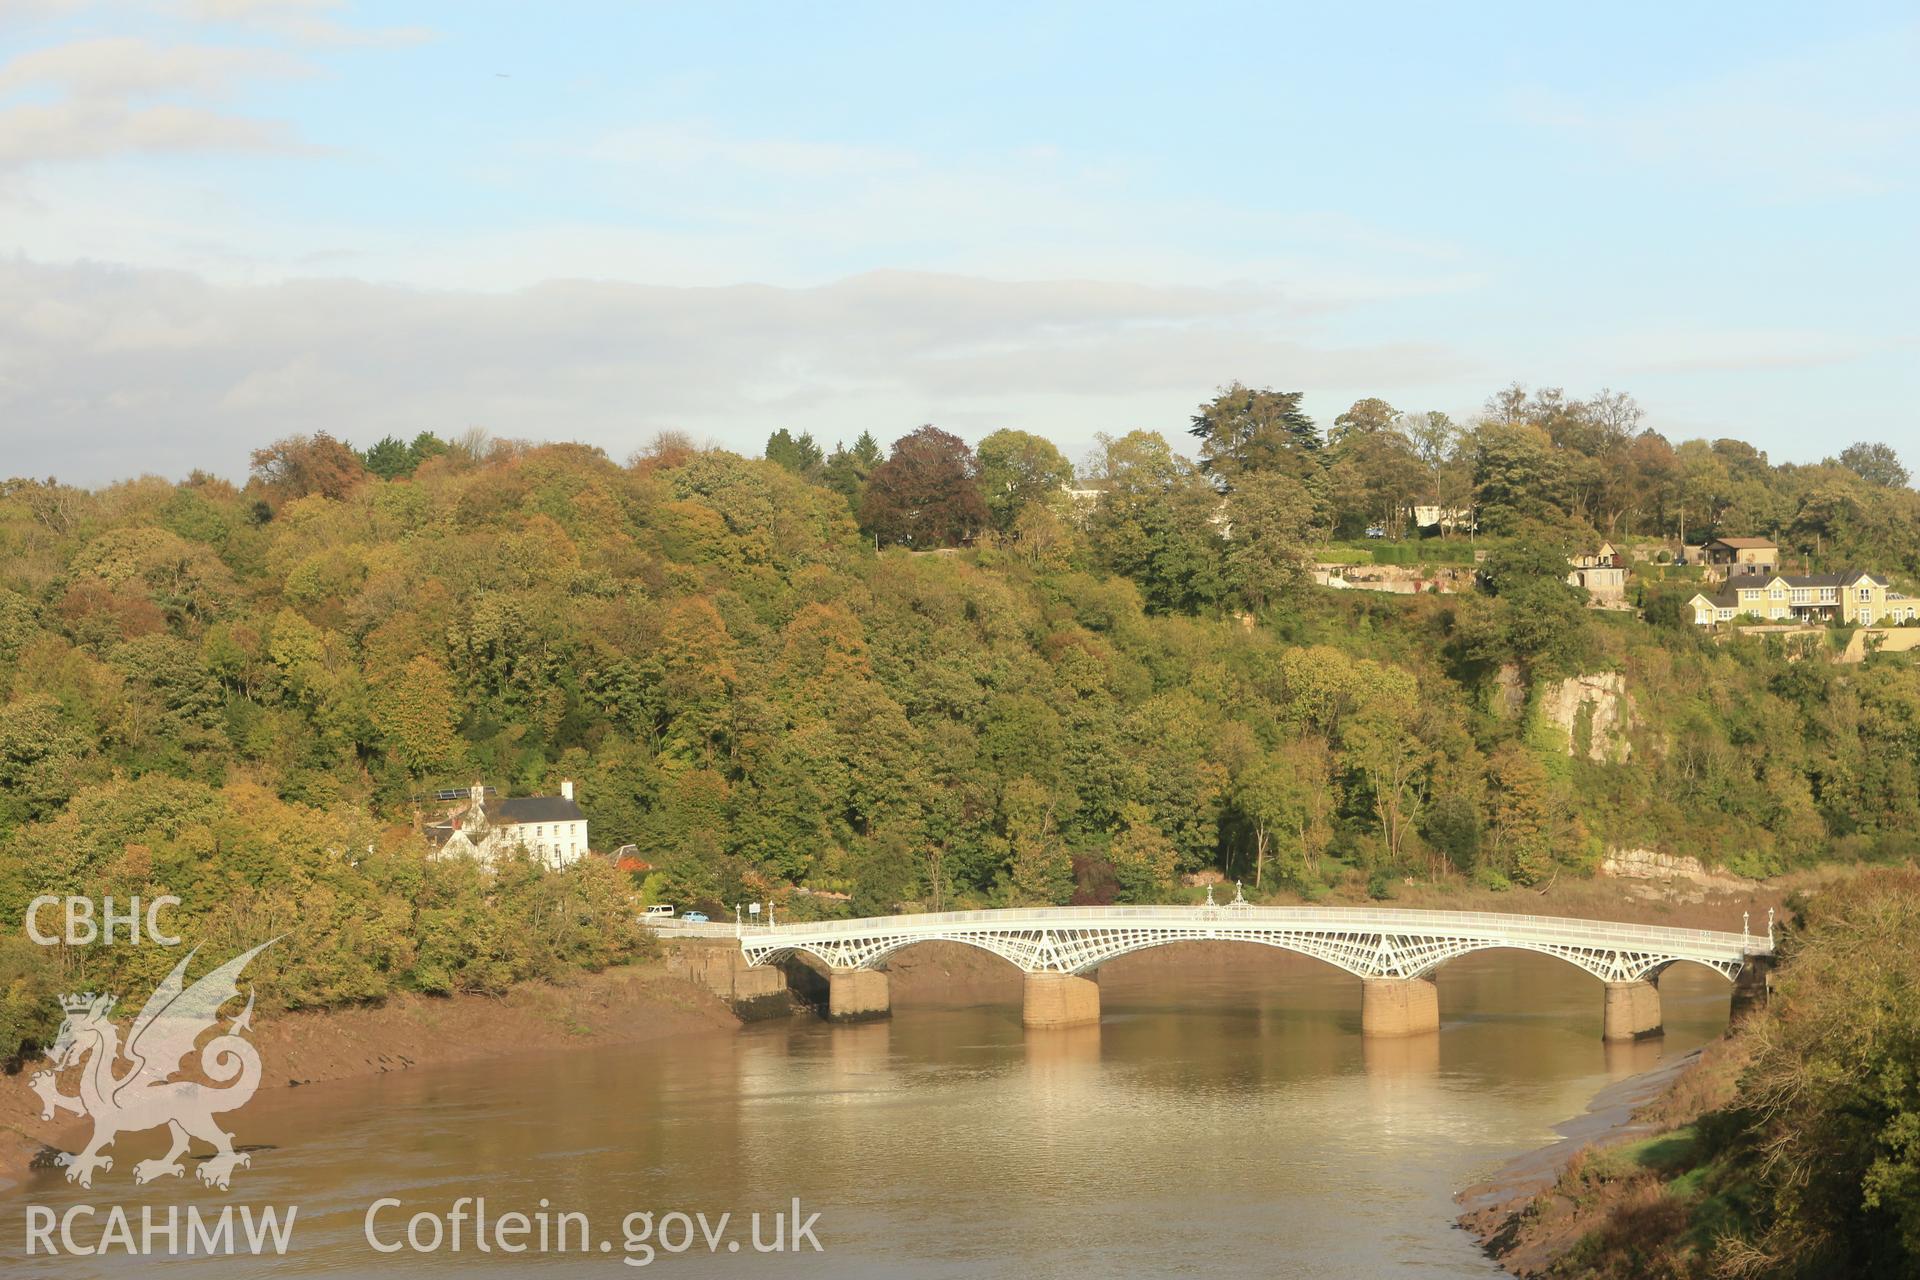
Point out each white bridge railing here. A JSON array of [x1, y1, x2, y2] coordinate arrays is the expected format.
[[655, 904, 1772, 985]]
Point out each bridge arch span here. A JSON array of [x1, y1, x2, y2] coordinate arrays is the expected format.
[[748, 925, 1745, 987], [755, 933, 1041, 977], [694, 904, 1771, 1038]]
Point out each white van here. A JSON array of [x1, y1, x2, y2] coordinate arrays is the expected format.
[[644, 904, 675, 919]]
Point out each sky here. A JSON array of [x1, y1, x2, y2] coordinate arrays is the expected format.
[[1, 0, 1916, 487]]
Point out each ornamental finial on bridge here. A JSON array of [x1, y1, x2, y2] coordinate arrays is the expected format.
[[1232, 880, 1246, 907], [1204, 884, 1216, 907], [1744, 911, 1749, 938], [1767, 907, 1774, 938]]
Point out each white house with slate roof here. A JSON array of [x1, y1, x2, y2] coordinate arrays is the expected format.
[[426, 781, 590, 869]]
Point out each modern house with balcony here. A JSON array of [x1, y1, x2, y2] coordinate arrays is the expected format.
[[1687, 571, 1920, 628], [1697, 536, 1779, 580]]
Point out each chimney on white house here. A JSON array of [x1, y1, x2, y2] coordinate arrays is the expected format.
[[560, 779, 574, 801]]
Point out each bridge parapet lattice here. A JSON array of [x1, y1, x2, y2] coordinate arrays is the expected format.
[[661, 905, 1773, 984]]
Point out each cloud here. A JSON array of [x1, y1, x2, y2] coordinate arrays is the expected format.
[[0, 258, 1475, 485], [0, 35, 304, 97], [0, 98, 298, 166], [173, 0, 433, 47], [0, 0, 87, 26], [0, 35, 312, 168]]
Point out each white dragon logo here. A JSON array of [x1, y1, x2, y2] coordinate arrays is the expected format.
[[29, 941, 274, 1190]]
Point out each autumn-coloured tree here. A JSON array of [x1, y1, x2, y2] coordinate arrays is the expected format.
[[367, 654, 462, 776], [658, 597, 738, 767], [858, 426, 988, 548], [249, 432, 368, 502]]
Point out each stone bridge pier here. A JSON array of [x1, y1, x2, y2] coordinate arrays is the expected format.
[[1603, 978, 1663, 1041], [1023, 972, 1101, 1029], [1361, 977, 1440, 1036], [827, 967, 890, 1022]]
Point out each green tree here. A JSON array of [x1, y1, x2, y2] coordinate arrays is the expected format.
[[1188, 383, 1322, 487], [822, 431, 882, 509], [0, 695, 88, 832], [765, 429, 825, 477], [1231, 744, 1320, 888], [1731, 872, 1920, 1273], [1483, 743, 1557, 885], [1836, 441, 1911, 488], [1000, 776, 1072, 905], [1108, 802, 1178, 902], [1460, 537, 1594, 677], [657, 599, 738, 766], [1223, 470, 1316, 609], [1341, 665, 1432, 872], [361, 435, 415, 480], [361, 431, 450, 479], [1329, 397, 1398, 445], [1086, 432, 1227, 613], [1470, 421, 1574, 534], [976, 429, 1074, 532]]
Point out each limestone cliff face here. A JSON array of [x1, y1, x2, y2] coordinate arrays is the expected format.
[[1538, 670, 1632, 762], [1599, 847, 1753, 895]]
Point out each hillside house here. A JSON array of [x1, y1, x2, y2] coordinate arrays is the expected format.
[[1699, 536, 1779, 580], [1567, 542, 1627, 604], [426, 781, 590, 869], [1687, 571, 1920, 628], [1411, 504, 1476, 534]]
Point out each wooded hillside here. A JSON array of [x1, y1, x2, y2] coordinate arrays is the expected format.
[[3, 386, 1916, 1059]]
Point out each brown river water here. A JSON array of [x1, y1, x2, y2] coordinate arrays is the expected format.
[[7, 950, 1732, 1278]]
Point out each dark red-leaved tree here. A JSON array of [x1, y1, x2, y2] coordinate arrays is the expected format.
[[858, 426, 988, 548]]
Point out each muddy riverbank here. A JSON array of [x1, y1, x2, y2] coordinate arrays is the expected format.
[[1455, 1049, 1706, 1275], [0, 960, 738, 1190]]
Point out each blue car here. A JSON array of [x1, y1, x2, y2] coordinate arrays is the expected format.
[[682, 911, 710, 923]]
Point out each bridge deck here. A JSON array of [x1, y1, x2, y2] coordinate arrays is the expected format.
[[656, 904, 1771, 984]]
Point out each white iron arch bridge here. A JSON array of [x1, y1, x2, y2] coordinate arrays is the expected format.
[[658, 902, 1775, 1038]]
